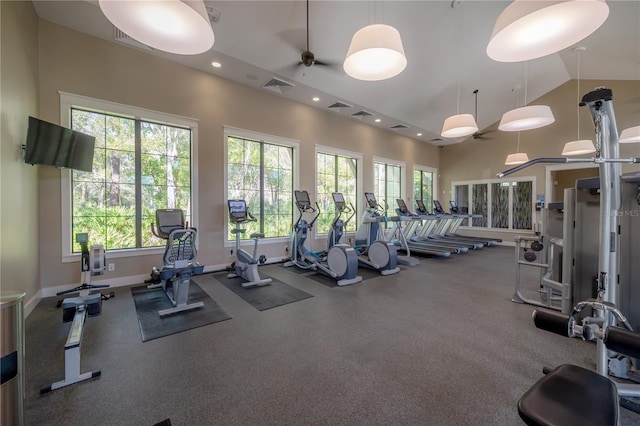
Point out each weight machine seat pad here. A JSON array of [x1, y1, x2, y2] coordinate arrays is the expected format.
[[518, 364, 618, 426]]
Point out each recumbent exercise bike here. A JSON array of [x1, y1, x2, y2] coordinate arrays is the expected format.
[[150, 209, 204, 316]]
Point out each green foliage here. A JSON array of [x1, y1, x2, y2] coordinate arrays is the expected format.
[[227, 136, 293, 241], [70, 108, 191, 252]]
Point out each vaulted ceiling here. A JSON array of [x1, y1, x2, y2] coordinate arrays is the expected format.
[[33, 0, 640, 145]]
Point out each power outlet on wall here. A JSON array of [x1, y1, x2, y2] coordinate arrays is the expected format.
[[108, 263, 115, 272]]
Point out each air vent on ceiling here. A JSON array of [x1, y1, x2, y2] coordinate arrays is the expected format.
[[263, 77, 295, 94], [429, 138, 443, 142], [390, 124, 409, 129], [328, 102, 353, 110], [113, 28, 154, 52], [352, 110, 373, 118]]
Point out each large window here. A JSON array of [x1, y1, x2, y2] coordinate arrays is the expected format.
[[316, 149, 359, 234], [373, 159, 403, 213], [453, 178, 534, 231], [413, 166, 436, 213], [61, 93, 196, 257], [226, 128, 296, 241]]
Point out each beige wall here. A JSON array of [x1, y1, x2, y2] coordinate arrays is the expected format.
[[37, 21, 439, 289], [551, 168, 599, 203], [440, 79, 640, 241], [0, 2, 40, 306]]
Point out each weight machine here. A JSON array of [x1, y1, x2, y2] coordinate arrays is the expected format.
[[497, 87, 640, 425]]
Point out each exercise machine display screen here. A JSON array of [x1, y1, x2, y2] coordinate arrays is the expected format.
[[433, 200, 445, 214], [364, 192, 377, 208], [396, 199, 409, 214], [228, 200, 247, 222], [332, 192, 345, 208], [295, 190, 312, 208], [449, 200, 460, 213], [416, 200, 427, 213]]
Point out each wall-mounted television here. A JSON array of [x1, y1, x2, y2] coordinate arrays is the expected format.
[[24, 116, 96, 173]]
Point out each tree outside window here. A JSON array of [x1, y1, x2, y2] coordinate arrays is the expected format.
[[70, 108, 192, 252]]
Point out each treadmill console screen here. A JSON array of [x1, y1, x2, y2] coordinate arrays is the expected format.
[[396, 199, 409, 213], [364, 192, 377, 209], [416, 200, 427, 213], [433, 200, 445, 214], [449, 200, 460, 214]]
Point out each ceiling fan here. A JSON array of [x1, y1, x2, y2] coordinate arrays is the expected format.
[[472, 89, 493, 140], [295, 0, 337, 70]]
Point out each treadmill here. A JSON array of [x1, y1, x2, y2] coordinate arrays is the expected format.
[[432, 200, 501, 246], [393, 199, 454, 257], [414, 200, 482, 249], [397, 199, 473, 252]]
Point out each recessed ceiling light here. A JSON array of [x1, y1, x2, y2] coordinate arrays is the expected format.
[[211, 61, 221, 68], [312, 97, 320, 102], [417, 133, 423, 137], [375, 118, 381, 123]]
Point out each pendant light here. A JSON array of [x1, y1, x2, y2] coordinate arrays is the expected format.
[[499, 63, 555, 132], [619, 126, 640, 144], [441, 1, 478, 139], [505, 132, 530, 165], [487, 0, 609, 63], [562, 47, 596, 156], [98, 0, 214, 55], [343, 2, 407, 81]]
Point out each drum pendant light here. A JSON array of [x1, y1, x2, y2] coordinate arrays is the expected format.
[[505, 132, 530, 165], [98, 0, 215, 55], [499, 63, 555, 132], [441, 2, 478, 139], [344, 24, 407, 81], [562, 47, 596, 156], [619, 126, 640, 144], [487, 0, 609, 63]]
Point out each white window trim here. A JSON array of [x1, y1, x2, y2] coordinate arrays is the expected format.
[[544, 163, 599, 207], [451, 175, 536, 232], [373, 156, 407, 203], [413, 164, 438, 207], [314, 145, 363, 238], [223, 126, 299, 247], [59, 91, 199, 262]]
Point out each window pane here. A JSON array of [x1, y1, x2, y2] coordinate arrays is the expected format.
[[227, 136, 294, 240], [70, 108, 192, 252], [472, 184, 488, 227], [491, 183, 509, 229], [513, 181, 532, 230]]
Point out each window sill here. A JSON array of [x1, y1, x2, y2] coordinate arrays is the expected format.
[[62, 246, 166, 263]]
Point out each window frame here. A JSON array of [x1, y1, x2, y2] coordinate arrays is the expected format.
[[223, 126, 299, 248], [60, 91, 199, 262], [372, 156, 406, 213], [451, 176, 536, 232], [413, 164, 438, 213], [314, 145, 362, 238]]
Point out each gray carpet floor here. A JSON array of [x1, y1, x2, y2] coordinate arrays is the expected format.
[[24, 246, 640, 425]]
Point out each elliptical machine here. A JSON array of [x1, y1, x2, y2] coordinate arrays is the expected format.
[[150, 209, 204, 317], [227, 199, 272, 288], [330, 192, 400, 275], [284, 190, 362, 286]]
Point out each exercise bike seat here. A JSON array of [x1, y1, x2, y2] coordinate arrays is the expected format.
[[518, 364, 618, 426]]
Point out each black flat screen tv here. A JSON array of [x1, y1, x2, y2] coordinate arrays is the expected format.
[[24, 116, 96, 173]]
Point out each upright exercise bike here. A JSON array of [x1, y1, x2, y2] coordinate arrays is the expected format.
[[284, 190, 362, 286], [227, 199, 272, 288], [150, 209, 204, 316], [330, 192, 400, 275]]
